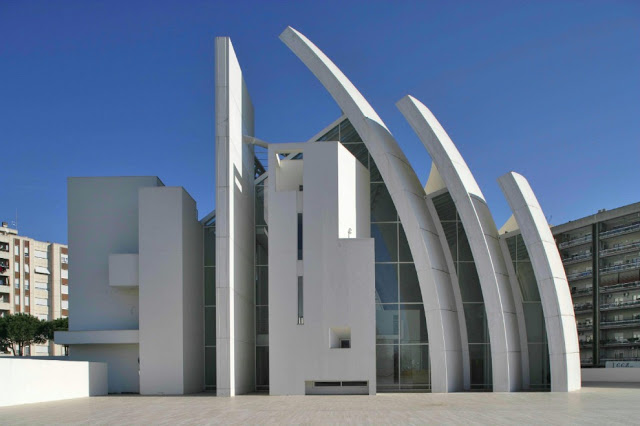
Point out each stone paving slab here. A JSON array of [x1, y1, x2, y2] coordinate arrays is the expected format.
[[1, 384, 639, 425]]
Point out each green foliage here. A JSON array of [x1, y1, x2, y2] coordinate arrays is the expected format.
[[0, 313, 62, 356]]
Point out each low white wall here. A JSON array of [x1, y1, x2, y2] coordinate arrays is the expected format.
[[582, 368, 640, 383], [0, 358, 107, 407]]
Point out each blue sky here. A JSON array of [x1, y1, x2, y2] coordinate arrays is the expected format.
[[1, 0, 638, 244]]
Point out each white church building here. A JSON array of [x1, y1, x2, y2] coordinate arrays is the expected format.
[[56, 27, 580, 396]]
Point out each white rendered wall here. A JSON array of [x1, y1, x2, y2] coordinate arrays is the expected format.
[[268, 142, 375, 395], [0, 359, 107, 407], [70, 344, 139, 394], [215, 37, 256, 396], [65, 176, 162, 393], [138, 187, 203, 395]]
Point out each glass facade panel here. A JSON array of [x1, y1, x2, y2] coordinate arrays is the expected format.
[[256, 346, 269, 391], [431, 191, 491, 389], [458, 262, 484, 303], [399, 264, 421, 303], [203, 223, 216, 391], [375, 264, 398, 304], [464, 303, 489, 344], [457, 223, 474, 262], [506, 234, 550, 390], [398, 227, 413, 263], [255, 185, 267, 226], [256, 305, 269, 346], [205, 347, 216, 390], [523, 303, 546, 343], [376, 305, 399, 344], [469, 344, 492, 390], [205, 307, 216, 346], [205, 267, 215, 306], [204, 227, 216, 267], [400, 304, 428, 343], [372, 223, 398, 263], [371, 183, 397, 222], [528, 343, 550, 389], [376, 344, 399, 387], [256, 266, 268, 305], [400, 345, 430, 386]]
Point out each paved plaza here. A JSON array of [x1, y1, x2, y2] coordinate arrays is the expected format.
[[1, 384, 638, 425]]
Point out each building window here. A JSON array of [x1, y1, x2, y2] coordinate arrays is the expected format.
[[24, 264, 29, 274], [24, 246, 29, 257], [14, 278, 19, 289], [25, 296, 29, 306], [15, 262, 19, 273], [297, 213, 303, 260], [0, 242, 8, 252], [24, 279, 29, 290], [297, 276, 304, 325], [14, 245, 19, 256], [61, 254, 69, 264]]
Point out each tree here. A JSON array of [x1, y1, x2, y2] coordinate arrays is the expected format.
[[0, 313, 48, 356], [40, 317, 69, 355]]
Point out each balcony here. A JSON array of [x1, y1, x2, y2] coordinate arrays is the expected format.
[[600, 299, 640, 312], [600, 260, 640, 276], [558, 234, 592, 249], [600, 280, 640, 294], [601, 339, 640, 348], [600, 222, 640, 240], [571, 286, 593, 296], [562, 252, 592, 266], [577, 322, 593, 331], [567, 270, 593, 281], [573, 302, 593, 313], [0, 283, 10, 293], [600, 318, 640, 329], [601, 241, 640, 258]]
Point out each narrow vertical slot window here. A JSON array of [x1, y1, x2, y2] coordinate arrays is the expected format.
[[298, 276, 304, 325], [297, 213, 303, 260]]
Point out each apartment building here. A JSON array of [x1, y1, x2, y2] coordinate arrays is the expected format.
[[551, 203, 640, 368], [0, 222, 68, 356]]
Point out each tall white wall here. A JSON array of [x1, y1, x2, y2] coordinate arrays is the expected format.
[[66, 176, 162, 393], [268, 142, 375, 395], [138, 187, 203, 395], [215, 37, 255, 396]]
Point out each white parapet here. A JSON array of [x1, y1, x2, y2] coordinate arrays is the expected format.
[[0, 358, 107, 407], [108, 254, 139, 288]]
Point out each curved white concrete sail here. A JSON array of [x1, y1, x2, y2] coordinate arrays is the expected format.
[[498, 172, 581, 392], [397, 95, 523, 391], [280, 26, 464, 392]]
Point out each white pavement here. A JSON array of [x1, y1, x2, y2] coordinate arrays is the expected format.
[[0, 385, 638, 425]]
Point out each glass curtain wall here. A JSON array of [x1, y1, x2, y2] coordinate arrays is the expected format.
[[255, 180, 269, 391], [432, 192, 492, 390], [318, 119, 430, 392], [204, 217, 216, 392], [506, 234, 550, 390]]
